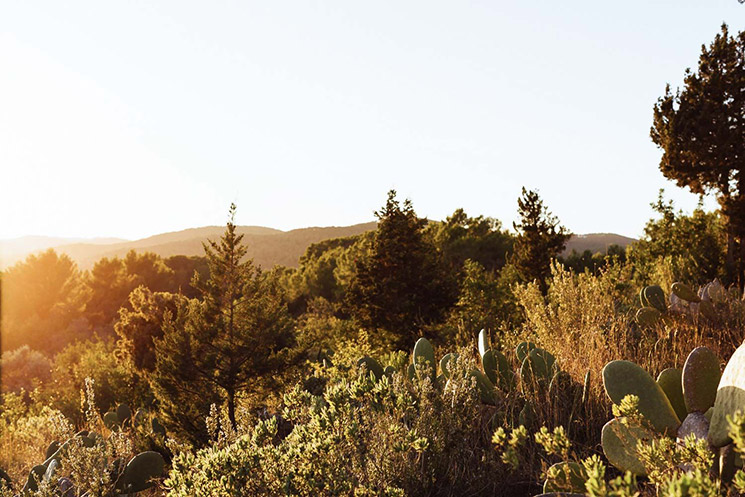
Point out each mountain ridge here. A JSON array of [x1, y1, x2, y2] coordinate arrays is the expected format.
[[1, 226, 637, 270]]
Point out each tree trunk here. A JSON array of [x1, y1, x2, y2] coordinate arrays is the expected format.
[[227, 387, 237, 430], [727, 229, 736, 287]]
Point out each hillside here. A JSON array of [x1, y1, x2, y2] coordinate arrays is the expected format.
[[562, 233, 635, 255], [1, 223, 378, 270], [1, 228, 636, 271]]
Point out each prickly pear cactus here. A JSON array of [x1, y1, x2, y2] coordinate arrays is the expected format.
[[671, 282, 701, 303], [115, 451, 166, 494], [543, 461, 587, 494], [602, 360, 680, 435], [103, 410, 120, 430], [440, 352, 458, 379], [709, 342, 745, 447], [682, 346, 721, 413], [520, 347, 557, 387], [601, 418, 655, 476], [656, 368, 686, 421], [413, 337, 436, 381], [356, 356, 384, 381], [470, 369, 497, 405], [478, 329, 489, 358], [642, 285, 667, 312], [117, 403, 132, 426], [636, 307, 662, 327], [515, 341, 536, 364]]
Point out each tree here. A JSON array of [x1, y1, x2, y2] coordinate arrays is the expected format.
[[651, 24, 745, 287], [86, 251, 175, 330], [629, 191, 725, 284], [1, 249, 88, 354], [151, 204, 296, 442], [426, 208, 514, 272], [346, 190, 456, 348], [114, 286, 188, 373], [512, 188, 571, 293]]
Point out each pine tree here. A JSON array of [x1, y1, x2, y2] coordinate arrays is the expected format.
[[651, 24, 745, 287], [346, 191, 456, 348], [151, 204, 295, 442], [512, 188, 571, 293]]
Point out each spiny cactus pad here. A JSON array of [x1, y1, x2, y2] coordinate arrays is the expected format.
[[671, 282, 701, 303], [709, 342, 745, 447], [116, 451, 166, 494], [642, 285, 667, 312], [601, 418, 655, 476], [470, 369, 497, 405], [356, 356, 384, 381], [602, 360, 680, 435], [543, 461, 587, 494], [440, 352, 458, 379], [515, 341, 537, 364], [636, 307, 662, 327], [117, 403, 132, 425], [413, 337, 436, 381], [682, 346, 721, 413], [478, 329, 489, 358], [656, 368, 686, 421], [520, 348, 557, 386]]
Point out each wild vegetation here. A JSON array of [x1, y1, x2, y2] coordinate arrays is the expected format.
[[4, 22, 745, 497]]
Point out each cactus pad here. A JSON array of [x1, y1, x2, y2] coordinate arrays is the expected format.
[[709, 342, 745, 447], [682, 346, 721, 413], [601, 418, 655, 476], [356, 356, 384, 381], [656, 368, 687, 421], [602, 360, 680, 435], [543, 461, 587, 494], [671, 282, 701, 303]]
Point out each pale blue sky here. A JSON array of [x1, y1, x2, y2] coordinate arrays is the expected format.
[[2, 1, 744, 240]]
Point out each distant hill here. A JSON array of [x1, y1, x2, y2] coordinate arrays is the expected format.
[[0, 223, 378, 270], [1, 227, 636, 271], [562, 233, 636, 256]]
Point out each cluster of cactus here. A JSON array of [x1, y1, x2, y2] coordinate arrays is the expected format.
[[355, 330, 581, 416], [19, 432, 165, 496], [636, 280, 725, 326], [598, 346, 731, 478], [15, 403, 167, 496], [102, 403, 166, 438]]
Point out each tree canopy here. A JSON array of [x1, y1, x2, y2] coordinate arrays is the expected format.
[[651, 24, 745, 286], [511, 188, 571, 293]]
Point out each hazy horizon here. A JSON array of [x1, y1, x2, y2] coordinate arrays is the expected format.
[[4, 2, 744, 240]]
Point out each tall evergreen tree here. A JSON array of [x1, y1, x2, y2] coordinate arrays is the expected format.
[[152, 204, 295, 443], [346, 191, 456, 348], [651, 24, 745, 287], [512, 188, 571, 293]]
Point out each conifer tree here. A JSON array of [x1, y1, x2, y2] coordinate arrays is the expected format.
[[512, 188, 570, 293], [347, 191, 456, 348], [152, 204, 295, 442], [651, 24, 745, 287]]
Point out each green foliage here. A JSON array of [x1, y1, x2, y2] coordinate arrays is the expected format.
[[425, 208, 513, 272], [151, 204, 297, 443], [448, 259, 520, 346], [0, 346, 51, 394], [512, 187, 571, 293], [165, 358, 505, 496], [1, 249, 88, 354], [86, 250, 176, 330], [114, 285, 188, 373], [346, 190, 457, 348], [651, 23, 745, 286]]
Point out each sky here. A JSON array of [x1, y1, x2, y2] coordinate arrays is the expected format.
[[2, 1, 744, 241]]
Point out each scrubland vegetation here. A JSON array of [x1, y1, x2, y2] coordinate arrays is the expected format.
[[6, 22, 745, 497]]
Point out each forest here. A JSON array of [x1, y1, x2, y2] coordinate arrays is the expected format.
[[4, 22, 745, 497]]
